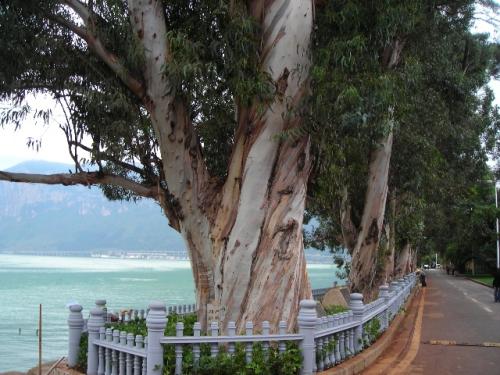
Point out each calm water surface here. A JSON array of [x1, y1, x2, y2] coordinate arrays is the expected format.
[[0, 254, 341, 372]]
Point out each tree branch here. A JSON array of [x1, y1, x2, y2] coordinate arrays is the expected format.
[[51, 10, 146, 101], [0, 170, 158, 200], [68, 141, 146, 176], [340, 185, 358, 253], [63, 0, 91, 23]]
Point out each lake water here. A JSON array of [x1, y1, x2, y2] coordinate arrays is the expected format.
[[0, 254, 341, 372]]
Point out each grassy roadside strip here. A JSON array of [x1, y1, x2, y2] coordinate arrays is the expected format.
[[467, 276, 493, 288]]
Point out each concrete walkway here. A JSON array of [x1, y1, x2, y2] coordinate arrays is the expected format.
[[364, 270, 500, 374]]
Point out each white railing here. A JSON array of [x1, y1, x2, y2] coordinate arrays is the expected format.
[[311, 275, 415, 372], [68, 273, 417, 375]]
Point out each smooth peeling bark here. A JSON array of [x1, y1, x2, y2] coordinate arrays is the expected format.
[[127, 0, 217, 325], [383, 189, 397, 282], [349, 130, 394, 300], [394, 242, 411, 278], [127, 0, 314, 330], [214, 0, 314, 331]]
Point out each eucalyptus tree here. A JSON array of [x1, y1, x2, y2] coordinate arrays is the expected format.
[[306, 0, 499, 297], [0, 0, 315, 329]]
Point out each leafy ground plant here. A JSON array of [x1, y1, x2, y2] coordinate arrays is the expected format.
[[97, 314, 301, 375]]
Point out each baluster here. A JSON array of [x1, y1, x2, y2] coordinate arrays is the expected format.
[[349, 312, 355, 357], [133, 310, 138, 321], [343, 312, 349, 353], [98, 327, 105, 375], [210, 321, 219, 357], [278, 321, 286, 354], [193, 322, 201, 367], [333, 317, 340, 363], [119, 331, 126, 375], [328, 316, 336, 366], [133, 335, 143, 375], [168, 306, 173, 316], [347, 310, 355, 357], [111, 330, 119, 375], [126, 333, 134, 375], [364, 321, 370, 346], [245, 321, 253, 364], [227, 321, 236, 356], [142, 337, 147, 375], [139, 309, 145, 320], [262, 321, 270, 359], [322, 317, 330, 368], [121, 311, 126, 323], [175, 322, 184, 375], [183, 304, 187, 314], [339, 315, 345, 361], [105, 328, 112, 375], [316, 318, 324, 371]]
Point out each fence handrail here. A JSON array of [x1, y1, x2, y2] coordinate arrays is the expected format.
[[92, 339, 147, 358], [159, 333, 303, 345], [314, 320, 359, 339]]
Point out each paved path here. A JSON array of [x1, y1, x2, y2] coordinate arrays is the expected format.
[[364, 270, 500, 375]]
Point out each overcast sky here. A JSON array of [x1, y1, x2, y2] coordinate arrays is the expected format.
[[0, 15, 499, 171]]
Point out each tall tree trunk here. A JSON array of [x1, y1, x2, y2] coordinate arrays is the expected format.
[[383, 189, 397, 282], [394, 242, 411, 278], [210, 0, 314, 331], [130, 0, 315, 331], [348, 130, 393, 300]]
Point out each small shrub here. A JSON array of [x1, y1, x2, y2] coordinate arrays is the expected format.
[[99, 314, 302, 375], [324, 305, 349, 315], [76, 332, 88, 372]]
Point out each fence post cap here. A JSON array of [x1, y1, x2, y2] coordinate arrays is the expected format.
[[95, 299, 106, 306], [146, 302, 167, 331], [298, 300, 318, 329], [349, 293, 363, 302], [148, 301, 166, 311], [299, 299, 317, 309], [349, 293, 364, 317], [90, 307, 104, 317], [69, 304, 83, 313]]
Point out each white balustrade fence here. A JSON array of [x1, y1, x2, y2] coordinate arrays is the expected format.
[[68, 273, 417, 375]]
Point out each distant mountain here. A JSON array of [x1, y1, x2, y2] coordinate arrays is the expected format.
[[0, 160, 185, 253]]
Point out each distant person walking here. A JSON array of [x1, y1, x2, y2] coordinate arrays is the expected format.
[[420, 271, 427, 287], [493, 271, 500, 303]]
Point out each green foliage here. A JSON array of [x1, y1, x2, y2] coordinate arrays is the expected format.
[[305, 0, 500, 285], [0, 0, 276, 185], [323, 305, 349, 315], [363, 318, 381, 346], [186, 343, 301, 375], [105, 315, 301, 375], [77, 332, 88, 372]]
